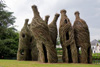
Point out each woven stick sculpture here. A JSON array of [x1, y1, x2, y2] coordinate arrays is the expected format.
[[30, 5, 58, 63], [48, 13, 60, 48], [59, 10, 78, 63], [28, 24, 38, 61], [17, 19, 32, 60], [73, 11, 92, 63], [30, 36, 38, 61], [17, 19, 38, 61], [44, 15, 50, 24]]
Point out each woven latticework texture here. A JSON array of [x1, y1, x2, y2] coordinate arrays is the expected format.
[[28, 24, 38, 61], [17, 19, 38, 61], [59, 10, 78, 63], [73, 11, 92, 63], [30, 5, 58, 63], [44, 15, 50, 24], [17, 19, 32, 60], [48, 13, 60, 48]]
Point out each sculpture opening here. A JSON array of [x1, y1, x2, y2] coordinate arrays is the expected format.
[[88, 47, 90, 63], [65, 19, 69, 40], [42, 43, 48, 63], [20, 49, 24, 55], [30, 37, 32, 43], [67, 45, 72, 63], [66, 32, 69, 40], [64, 19, 67, 23], [79, 47, 81, 54], [28, 49, 32, 60], [22, 34, 25, 38], [77, 47, 81, 63]]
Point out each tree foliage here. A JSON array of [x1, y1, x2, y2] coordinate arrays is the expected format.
[[0, 0, 19, 59], [98, 40, 100, 43]]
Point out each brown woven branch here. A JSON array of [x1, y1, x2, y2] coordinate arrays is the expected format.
[[17, 19, 38, 61], [17, 19, 32, 60], [44, 15, 50, 24], [48, 13, 60, 48], [30, 5, 58, 63], [73, 11, 92, 63], [28, 23, 38, 61], [59, 9, 78, 63]]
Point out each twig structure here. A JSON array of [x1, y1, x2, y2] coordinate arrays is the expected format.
[[17, 19, 38, 61], [17, 5, 92, 64], [48, 13, 60, 48], [59, 10, 78, 63], [73, 11, 92, 63], [44, 15, 50, 24], [30, 5, 58, 63]]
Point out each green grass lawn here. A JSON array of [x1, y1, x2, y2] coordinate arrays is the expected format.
[[0, 60, 100, 67]]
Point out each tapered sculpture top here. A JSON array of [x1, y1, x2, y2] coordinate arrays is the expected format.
[[74, 11, 80, 20], [60, 9, 71, 29], [45, 15, 50, 24], [30, 5, 58, 63], [32, 5, 40, 18], [24, 19, 29, 26], [60, 9, 66, 14], [30, 5, 49, 41], [22, 19, 30, 35], [52, 13, 60, 25], [48, 13, 60, 48]]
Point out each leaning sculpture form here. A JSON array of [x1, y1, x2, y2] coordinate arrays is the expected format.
[[73, 11, 92, 63], [59, 10, 78, 63], [28, 23, 38, 61], [17, 19, 31, 60], [30, 5, 58, 63], [44, 15, 50, 24], [48, 13, 60, 48], [17, 19, 38, 61]]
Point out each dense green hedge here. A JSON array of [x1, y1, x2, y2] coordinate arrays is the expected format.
[[56, 48, 62, 50], [57, 48, 100, 60], [56, 48, 62, 55], [92, 53, 100, 60]]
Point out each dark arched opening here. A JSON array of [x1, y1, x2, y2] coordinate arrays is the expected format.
[[42, 43, 48, 63], [30, 37, 32, 43], [20, 49, 24, 55], [66, 32, 69, 40], [88, 47, 91, 63], [77, 47, 81, 63], [67, 45, 72, 63], [22, 34, 25, 38], [27, 49, 32, 60]]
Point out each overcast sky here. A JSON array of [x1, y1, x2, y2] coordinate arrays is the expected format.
[[4, 0, 100, 41]]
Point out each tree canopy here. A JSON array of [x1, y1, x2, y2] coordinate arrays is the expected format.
[[0, 0, 19, 59]]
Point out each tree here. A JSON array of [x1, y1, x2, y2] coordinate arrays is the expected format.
[[0, 0, 19, 59], [0, 0, 15, 38], [97, 43, 99, 46], [98, 40, 100, 43], [0, 1, 15, 27]]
